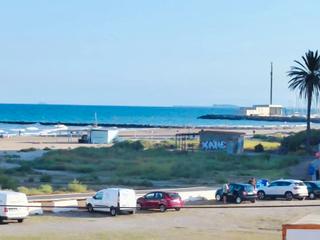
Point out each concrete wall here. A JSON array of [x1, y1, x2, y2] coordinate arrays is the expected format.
[[200, 131, 244, 154]]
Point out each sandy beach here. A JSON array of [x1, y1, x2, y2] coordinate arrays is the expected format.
[[0, 125, 309, 152]]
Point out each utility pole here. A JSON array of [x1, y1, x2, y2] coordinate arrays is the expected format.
[[270, 62, 273, 105]]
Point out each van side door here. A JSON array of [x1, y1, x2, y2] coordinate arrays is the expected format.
[[92, 191, 104, 212]]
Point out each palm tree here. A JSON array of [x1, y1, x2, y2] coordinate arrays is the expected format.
[[288, 50, 320, 151]]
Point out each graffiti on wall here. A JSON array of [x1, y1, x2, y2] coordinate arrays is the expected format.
[[201, 140, 226, 150]]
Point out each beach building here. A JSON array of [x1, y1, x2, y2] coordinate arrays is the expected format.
[[240, 104, 283, 117], [79, 128, 118, 144], [199, 130, 245, 154]]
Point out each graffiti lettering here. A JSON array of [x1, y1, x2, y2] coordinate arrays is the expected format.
[[201, 140, 226, 150]]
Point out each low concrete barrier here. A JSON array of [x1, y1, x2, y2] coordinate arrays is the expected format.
[[50, 200, 79, 213], [178, 190, 216, 202], [28, 202, 43, 215]]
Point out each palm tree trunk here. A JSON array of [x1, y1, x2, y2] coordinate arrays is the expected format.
[[306, 91, 312, 152]]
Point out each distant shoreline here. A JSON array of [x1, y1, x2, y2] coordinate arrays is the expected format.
[[198, 114, 320, 123], [0, 120, 304, 130]]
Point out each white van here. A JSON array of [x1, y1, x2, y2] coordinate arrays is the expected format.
[[86, 188, 136, 216], [0, 191, 29, 223]]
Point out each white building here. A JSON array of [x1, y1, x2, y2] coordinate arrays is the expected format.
[[85, 128, 118, 144], [240, 104, 283, 117]]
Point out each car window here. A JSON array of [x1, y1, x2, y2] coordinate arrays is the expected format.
[[315, 182, 320, 188], [167, 193, 180, 199], [305, 182, 311, 188], [94, 192, 103, 200], [269, 182, 279, 187], [245, 185, 254, 192], [294, 182, 305, 186], [279, 181, 291, 186], [145, 193, 155, 199], [229, 184, 235, 192], [155, 192, 163, 199], [233, 185, 241, 191]]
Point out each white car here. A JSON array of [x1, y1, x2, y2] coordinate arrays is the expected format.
[[0, 191, 29, 223], [257, 179, 308, 201], [86, 188, 136, 216]]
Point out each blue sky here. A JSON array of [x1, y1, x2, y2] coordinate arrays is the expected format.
[[0, 0, 319, 107]]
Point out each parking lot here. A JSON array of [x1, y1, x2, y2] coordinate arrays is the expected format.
[[1, 199, 320, 240]]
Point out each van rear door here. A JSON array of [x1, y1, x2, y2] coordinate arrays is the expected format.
[[119, 189, 136, 211], [6, 193, 28, 219]]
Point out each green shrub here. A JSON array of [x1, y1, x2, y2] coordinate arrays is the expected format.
[[17, 186, 30, 194], [113, 141, 144, 151], [40, 174, 52, 183], [28, 177, 34, 183], [67, 179, 87, 193], [281, 129, 320, 151], [39, 184, 53, 194], [254, 144, 264, 152], [18, 184, 53, 195], [0, 172, 18, 190]]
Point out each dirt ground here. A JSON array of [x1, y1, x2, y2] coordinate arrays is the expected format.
[[1, 200, 320, 240]]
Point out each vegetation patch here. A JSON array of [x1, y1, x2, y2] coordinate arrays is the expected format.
[[281, 129, 320, 152], [244, 139, 280, 151], [24, 141, 300, 186]]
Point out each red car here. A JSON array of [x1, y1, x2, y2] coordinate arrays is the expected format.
[[137, 191, 183, 212]]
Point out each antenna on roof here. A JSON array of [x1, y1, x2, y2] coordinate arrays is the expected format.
[[270, 62, 273, 105]]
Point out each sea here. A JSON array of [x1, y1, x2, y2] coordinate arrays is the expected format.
[[0, 103, 307, 136]]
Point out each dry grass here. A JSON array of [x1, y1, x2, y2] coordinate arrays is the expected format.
[[244, 139, 280, 151]]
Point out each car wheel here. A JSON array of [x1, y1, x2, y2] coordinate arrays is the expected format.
[[159, 204, 167, 212], [17, 219, 24, 223], [285, 191, 293, 201], [87, 204, 94, 213], [298, 197, 305, 201], [235, 196, 242, 204], [110, 207, 117, 217], [175, 207, 181, 211], [309, 192, 316, 200], [136, 203, 142, 210], [215, 194, 222, 201], [257, 191, 265, 200]]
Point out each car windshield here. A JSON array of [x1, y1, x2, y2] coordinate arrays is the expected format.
[[168, 193, 180, 199], [244, 185, 254, 192]]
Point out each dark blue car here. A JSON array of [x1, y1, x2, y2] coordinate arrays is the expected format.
[[215, 183, 257, 204]]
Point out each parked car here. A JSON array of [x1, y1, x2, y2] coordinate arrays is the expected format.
[[137, 191, 183, 212], [86, 188, 136, 216], [304, 181, 320, 200], [215, 183, 257, 204], [0, 191, 29, 223], [257, 179, 308, 201]]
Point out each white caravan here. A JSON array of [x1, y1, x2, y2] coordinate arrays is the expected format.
[[0, 191, 29, 223], [86, 188, 136, 216]]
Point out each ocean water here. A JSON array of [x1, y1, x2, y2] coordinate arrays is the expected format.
[[0, 104, 306, 135]]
